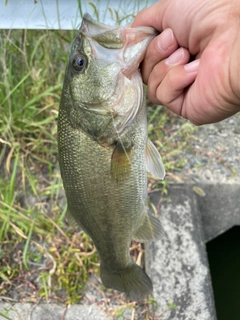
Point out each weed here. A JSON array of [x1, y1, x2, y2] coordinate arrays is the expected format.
[[0, 26, 99, 304], [0, 310, 12, 320]]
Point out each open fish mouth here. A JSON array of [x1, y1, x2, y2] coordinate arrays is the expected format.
[[80, 13, 157, 77]]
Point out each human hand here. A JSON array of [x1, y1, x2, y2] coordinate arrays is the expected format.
[[132, 0, 240, 125]]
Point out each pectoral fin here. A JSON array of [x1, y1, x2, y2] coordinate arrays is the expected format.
[[111, 142, 133, 182], [146, 139, 165, 179], [133, 211, 165, 242]]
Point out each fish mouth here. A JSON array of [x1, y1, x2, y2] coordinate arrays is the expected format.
[[80, 13, 157, 78], [80, 13, 124, 49]]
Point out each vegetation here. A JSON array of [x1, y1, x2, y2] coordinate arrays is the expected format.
[[0, 4, 196, 318], [0, 27, 98, 305]]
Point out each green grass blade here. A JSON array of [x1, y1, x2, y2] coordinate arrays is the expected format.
[[22, 221, 34, 269], [2, 72, 31, 106], [0, 312, 12, 320], [30, 34, 48, 66]]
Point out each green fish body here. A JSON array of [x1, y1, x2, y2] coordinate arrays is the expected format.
[[58, 14, 165, 301]]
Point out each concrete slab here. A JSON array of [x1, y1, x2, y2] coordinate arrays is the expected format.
[[196, 183, 240, 242], [0, 303, 111, 320], [149, 185, 217, 320]]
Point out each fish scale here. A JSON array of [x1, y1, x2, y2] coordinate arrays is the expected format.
[[58, 13, 165, 301]]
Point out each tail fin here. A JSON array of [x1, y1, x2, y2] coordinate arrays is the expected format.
[[100, 263, 153, 301]]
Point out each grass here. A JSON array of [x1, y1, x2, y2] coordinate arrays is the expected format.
[[0, 4, 197, 316], [0, 27, 99, 305]]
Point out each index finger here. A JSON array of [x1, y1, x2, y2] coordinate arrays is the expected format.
[[132, 1, 166, 31]]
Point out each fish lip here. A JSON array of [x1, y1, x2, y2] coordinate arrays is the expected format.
[[80, 13, 120, 34], [80, 13, 157, 37]]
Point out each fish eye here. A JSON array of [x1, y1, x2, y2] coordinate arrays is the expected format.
[[72, 54, 87, 71]]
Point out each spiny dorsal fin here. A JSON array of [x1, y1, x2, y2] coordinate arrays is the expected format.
[[146, 139, 165, 179]]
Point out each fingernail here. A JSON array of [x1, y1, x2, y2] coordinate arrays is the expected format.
[[184, 59, 200, 73], [165, 48, 184, 65], [157, 28, 174, 51]]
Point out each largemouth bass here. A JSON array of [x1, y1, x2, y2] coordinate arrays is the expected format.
[[58, 13, 165, 301]]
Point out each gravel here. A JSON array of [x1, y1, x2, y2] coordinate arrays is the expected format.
[[171, 113, 240, 184]]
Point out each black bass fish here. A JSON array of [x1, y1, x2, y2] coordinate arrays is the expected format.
[[58, 13, 165, 301]]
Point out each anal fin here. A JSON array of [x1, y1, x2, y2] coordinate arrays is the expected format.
[[133, 211, 165, 242], [65, 207, 78, 227]]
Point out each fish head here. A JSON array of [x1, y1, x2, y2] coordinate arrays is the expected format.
[[64, 14, 157, 136]]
